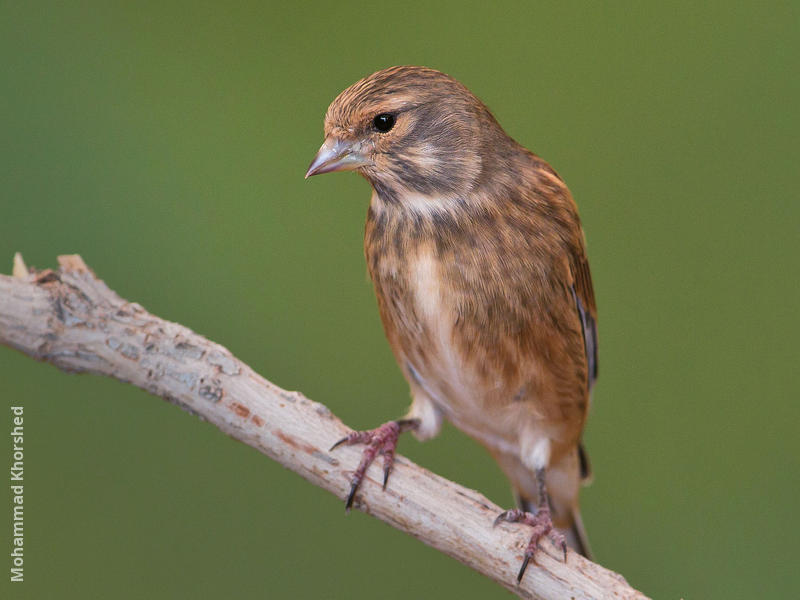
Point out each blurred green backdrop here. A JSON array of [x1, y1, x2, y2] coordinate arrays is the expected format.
[[2, 2, 798, 598]]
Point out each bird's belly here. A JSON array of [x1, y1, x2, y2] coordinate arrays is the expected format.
[[397, 250, 525, 452], [407, 346, 529, 459]]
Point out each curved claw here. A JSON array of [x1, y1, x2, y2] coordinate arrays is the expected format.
[[382, 463, 392, 490], [344, 480, 358, 513], [494, 508, 524, 527], [493, 510, 512, 527], [517, 554, 532, 584], [329, 436, 349, 452]]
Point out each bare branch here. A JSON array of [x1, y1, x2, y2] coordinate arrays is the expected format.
[[0, 254, 648, 600]]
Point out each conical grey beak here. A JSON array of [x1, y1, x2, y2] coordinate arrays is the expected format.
[[305, 137, 371, 178]]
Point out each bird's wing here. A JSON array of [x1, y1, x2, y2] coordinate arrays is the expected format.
[[569, 246, 598, 391]]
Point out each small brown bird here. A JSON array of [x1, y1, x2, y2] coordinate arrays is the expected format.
[[306, 66, 597, 581]]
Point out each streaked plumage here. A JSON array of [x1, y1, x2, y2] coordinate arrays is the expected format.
[[307, 66, 598, 578]]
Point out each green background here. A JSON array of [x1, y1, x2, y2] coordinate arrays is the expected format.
[[2, 2, 797, 598]]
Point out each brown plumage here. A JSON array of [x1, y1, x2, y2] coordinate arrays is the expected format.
[[307, 66, 598, 579]]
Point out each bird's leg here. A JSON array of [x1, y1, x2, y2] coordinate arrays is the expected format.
[[329, 418, 419, 512], [494, 468, 567, 583]]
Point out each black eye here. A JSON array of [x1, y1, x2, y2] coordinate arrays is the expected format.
[[372, 113, 395, 133]]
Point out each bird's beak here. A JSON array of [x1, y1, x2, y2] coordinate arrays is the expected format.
[[305, 137, 371, 178]]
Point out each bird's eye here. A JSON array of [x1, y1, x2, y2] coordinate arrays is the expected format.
[[372, 113, 395, 133]]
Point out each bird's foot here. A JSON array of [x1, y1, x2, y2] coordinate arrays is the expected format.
[[329, 418, 419, 512], [494, 505, 567, 583]]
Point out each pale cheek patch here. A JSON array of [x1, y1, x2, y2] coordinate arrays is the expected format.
[[408, 144, 443, 175]]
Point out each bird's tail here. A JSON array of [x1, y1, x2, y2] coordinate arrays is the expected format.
[[564, 504, 593, 559], [517, 495, 593, 560]]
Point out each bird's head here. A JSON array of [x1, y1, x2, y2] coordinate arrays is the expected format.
[[306, 66, 507, 201]]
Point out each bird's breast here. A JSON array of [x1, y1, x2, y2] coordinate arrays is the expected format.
[[365, 201, 500, 431], [395, 247, 482, 416], [364, 190, 589, 457]]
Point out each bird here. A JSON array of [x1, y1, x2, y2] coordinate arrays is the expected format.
[[306, 66, 597, 582]]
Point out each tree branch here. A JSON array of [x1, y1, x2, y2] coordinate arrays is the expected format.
[[0, 254, 648, 600]]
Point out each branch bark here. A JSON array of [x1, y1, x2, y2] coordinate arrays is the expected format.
[[0, 254, 648, 600]]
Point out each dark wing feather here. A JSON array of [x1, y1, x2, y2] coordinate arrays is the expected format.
[[569, 249, 598, 391]]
